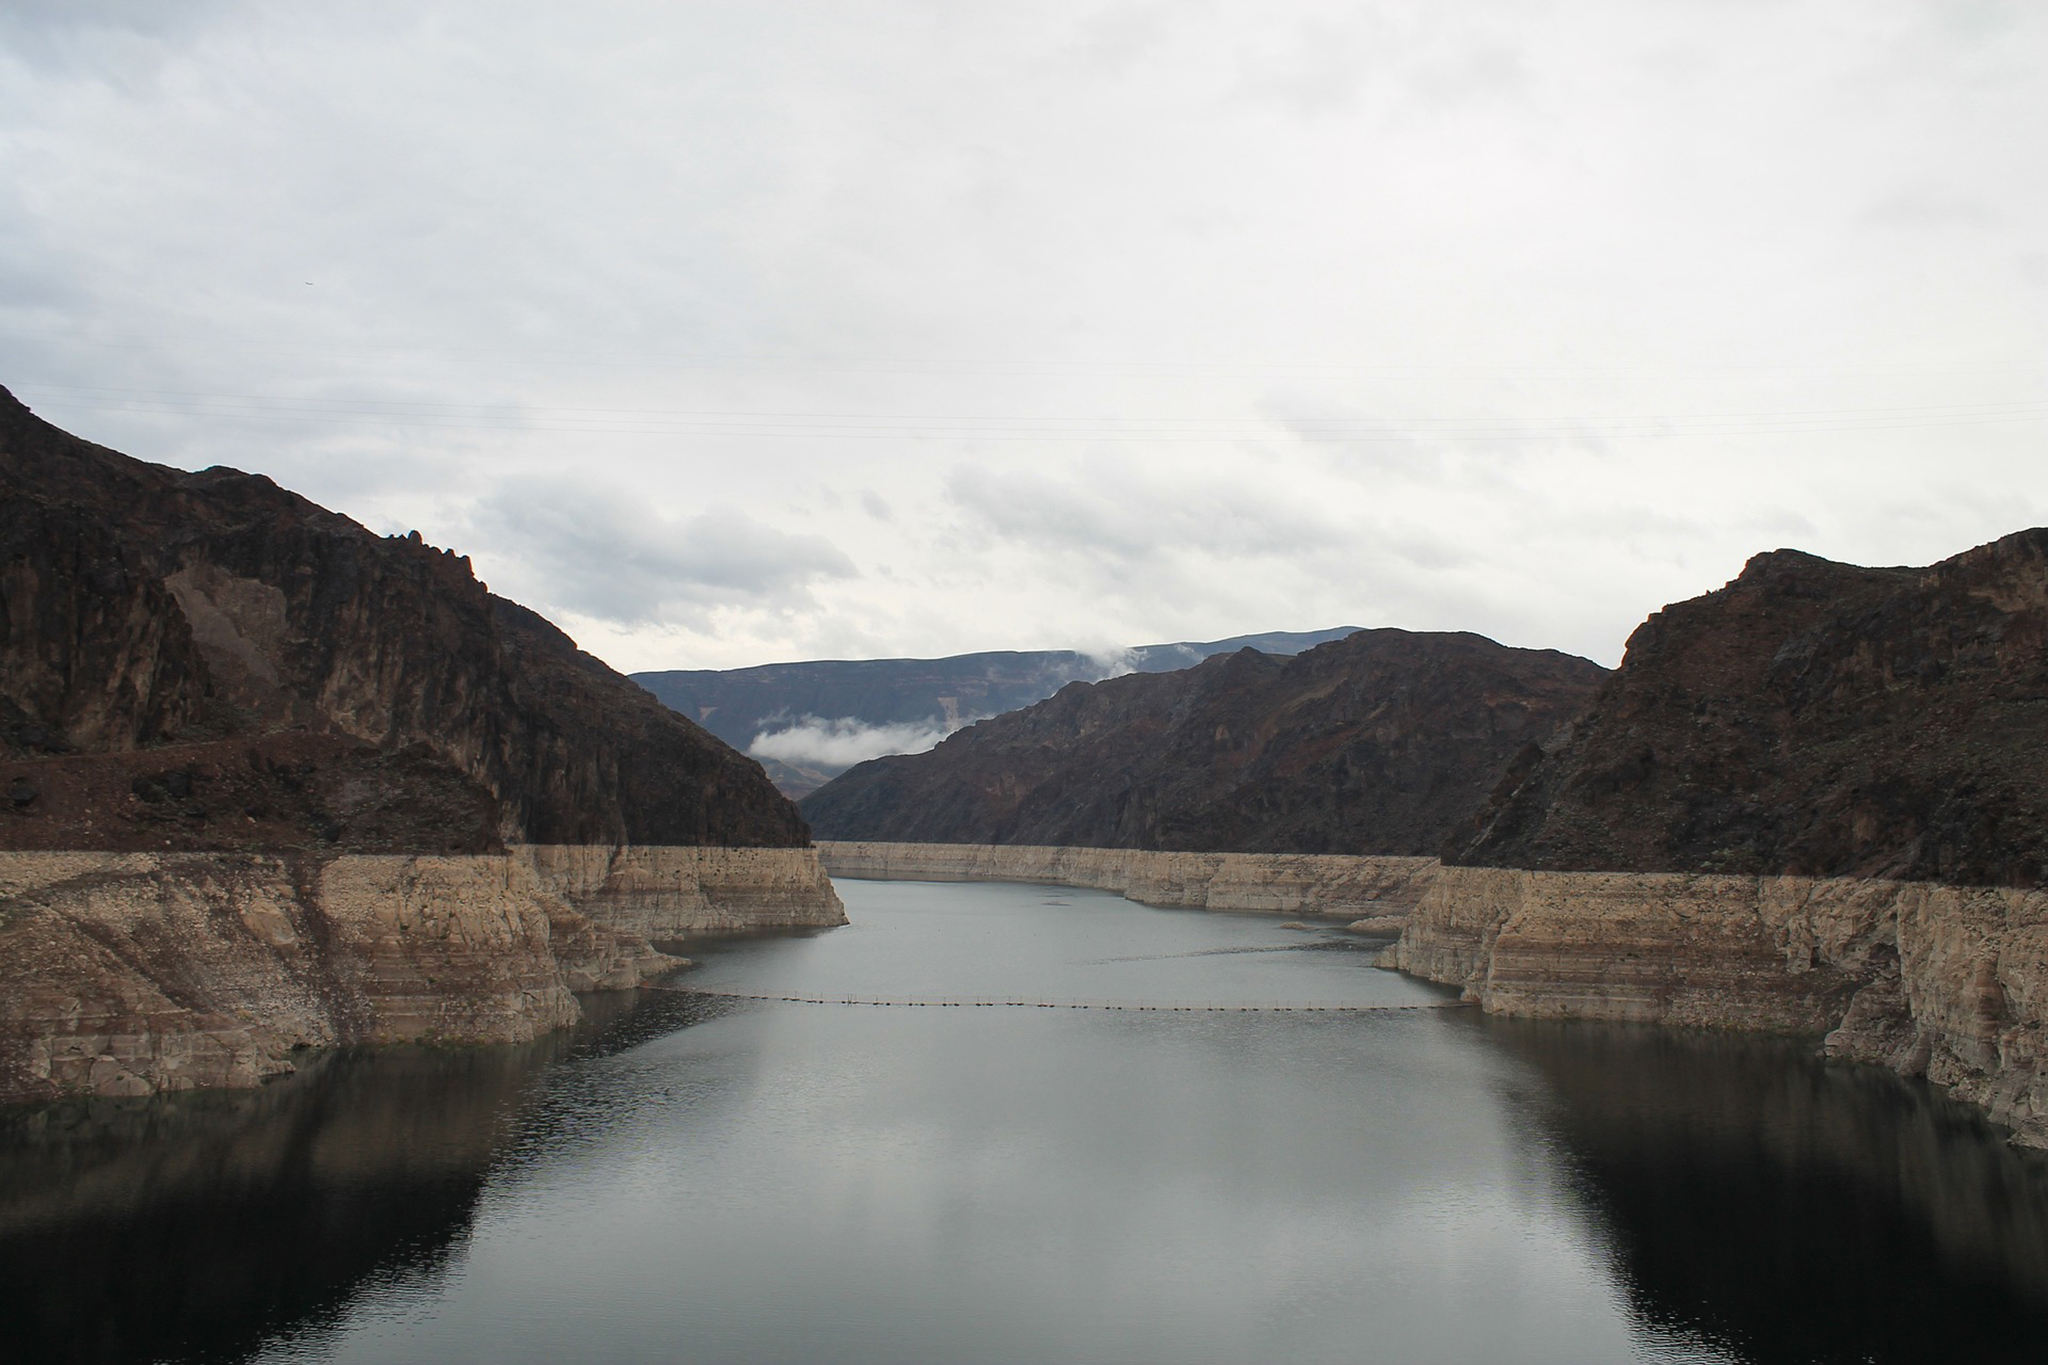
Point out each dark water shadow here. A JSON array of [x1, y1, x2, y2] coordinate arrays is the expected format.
[[1479, 1015, 2048, 1364], [0, 989, 725, 1365]]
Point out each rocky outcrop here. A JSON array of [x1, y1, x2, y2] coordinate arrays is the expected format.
[[804, 631, 1605, 854], [1394, 865, 2048, 1147], [0, 385, 805, 849], [0, 849, 600, 1101], [817, 840, 1437, 918], [0, 387, 844, 1099], [0, 500, 207, 755], [522, 844, 846, 939], [1395, 529, 2048, 1145], [0, 734, 504, 854], [1451, 529, 2048, 886], [0, 845, 843, 1103]]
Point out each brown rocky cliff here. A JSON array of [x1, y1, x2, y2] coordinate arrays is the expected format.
[[1452, 530, 2048, 886], [1396, 529, 2048, 1147], [0, 386, 805, 849], [1, 500, 208, 754], [0, 850, 677, 1102], [802, 630, 1606, 854]]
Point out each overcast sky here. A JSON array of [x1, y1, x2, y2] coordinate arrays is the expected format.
[[3, 0, 2042, 672]]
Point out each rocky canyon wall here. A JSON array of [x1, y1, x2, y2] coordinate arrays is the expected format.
[[816, 840, 1436, 920], [1393, 866, 2048, 1147], [0, 846, 844, 1104], [522, 844, 845, 938], [1, 385, 809, 850], [804, 631, 1605, 855]]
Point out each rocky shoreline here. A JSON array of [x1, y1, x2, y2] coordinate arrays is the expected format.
[[1393, 864, 2048, 1148], [821, 840, 2048, 1149], [0, 845, 843, 1103], [816, 840, 1438, 919], [18, 829, 2044, 1151]]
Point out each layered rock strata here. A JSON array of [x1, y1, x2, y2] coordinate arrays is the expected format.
[[524, 844, 846, 939], [0, 846, 843, 1103], [817, 840, 1437, 918], [1398, 530, 2048, 1147], [1394, 865, 2048, 1147], [0, 388, 841, 1102]]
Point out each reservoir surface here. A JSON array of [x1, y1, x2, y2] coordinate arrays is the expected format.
[[7, 878, 2048, 1363]]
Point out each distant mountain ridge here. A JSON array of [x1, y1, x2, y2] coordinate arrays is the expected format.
[[800, 629, 1607, 854], [633, 628, 1364, 797]]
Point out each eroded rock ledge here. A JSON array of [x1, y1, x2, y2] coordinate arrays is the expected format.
[[1393, 866, 2048, 1147], [815, 840, 1437, 919], [529, 844, 849, 937], [0, 845, 843, 1103]]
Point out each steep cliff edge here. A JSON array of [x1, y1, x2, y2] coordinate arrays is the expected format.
[[0, 844, 842, 1104], [524, 844, 846, 938], [1452, 530, 2048, 885], [1402, 530, 2048, 1145], [0, 849, 658, 1102], [804, 631, 1606, 854], [0, 389, 843, 1101], [1394, 867, 2048, 1146], [0, 385, 804, 849]]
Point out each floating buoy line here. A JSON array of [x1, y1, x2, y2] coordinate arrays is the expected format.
[[650, 985, 1467, 1015]]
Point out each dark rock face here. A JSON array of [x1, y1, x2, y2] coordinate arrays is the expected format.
[[0, 735, 504, 854], [1, 501, 209, 756], [634, 628, 1366, 797], [0, 386, 805, 850], [1452, 530, 2048, 886], [802, 630, 1606, 854]]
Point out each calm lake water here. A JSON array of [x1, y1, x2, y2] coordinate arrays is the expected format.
[[7, 878, 2048, 1364]]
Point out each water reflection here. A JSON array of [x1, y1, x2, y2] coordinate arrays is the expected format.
[[8, 886, 2048, 1364], [0, 990, 724, 1365], [1485, 1017, 2048, 1364]]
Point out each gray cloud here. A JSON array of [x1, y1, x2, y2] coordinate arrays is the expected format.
[[1861, 190, 1997, 230], [0, 0, 2041, 674], [1234, 9, 1529, 116], [1235, 15, 1386, 115], [470, 481, 856, 626], [946, 464, 1348, 562], [0, 1, 233, 56]]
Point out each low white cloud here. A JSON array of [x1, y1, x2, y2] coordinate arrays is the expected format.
[[748, 715, 959, 770], [1078, 646, 1138, 679]]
